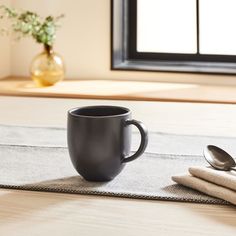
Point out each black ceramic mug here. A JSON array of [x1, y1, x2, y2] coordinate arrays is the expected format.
[[67, 105, 148, 181]]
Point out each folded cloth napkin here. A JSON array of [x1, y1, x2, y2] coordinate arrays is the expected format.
[[172, 166, 236, 205]]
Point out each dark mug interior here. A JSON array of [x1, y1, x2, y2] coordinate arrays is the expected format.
[[69, 106, 130, 117]]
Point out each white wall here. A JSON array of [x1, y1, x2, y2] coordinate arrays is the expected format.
[[0, 0, 11, 78], [2, 0, 236, 85]]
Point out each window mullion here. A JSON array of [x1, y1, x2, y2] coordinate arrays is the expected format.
[[196, 0, 200, 54]]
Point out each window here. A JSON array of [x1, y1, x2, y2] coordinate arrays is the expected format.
[[111, 0, 236, 74]]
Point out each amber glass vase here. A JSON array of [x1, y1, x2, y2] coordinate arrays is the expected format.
[[30, 45, 65, 87]]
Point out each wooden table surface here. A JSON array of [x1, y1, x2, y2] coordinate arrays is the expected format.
[[0, 96, 235, 236]]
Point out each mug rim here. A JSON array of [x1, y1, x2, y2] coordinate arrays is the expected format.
[[68, 105, 131, 118]]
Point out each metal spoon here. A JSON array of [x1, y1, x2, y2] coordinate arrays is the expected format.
[[204, 145, 236, 171]]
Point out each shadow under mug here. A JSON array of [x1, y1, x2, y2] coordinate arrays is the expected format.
[[67, 105, 148, 181]]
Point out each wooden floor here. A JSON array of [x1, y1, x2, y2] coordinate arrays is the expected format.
[[0, 96, 235, 236], [2, 76, 236, 104]]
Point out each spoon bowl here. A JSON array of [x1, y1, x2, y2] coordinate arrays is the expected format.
[[204, 145, 236, 171]]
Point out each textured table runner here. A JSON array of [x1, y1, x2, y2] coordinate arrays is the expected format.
[[1, 124, 236, 204]]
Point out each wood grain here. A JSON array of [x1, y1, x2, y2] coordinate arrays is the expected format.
[[0, 189, 235, 236], [1, 76, 236, 104], [0, 96, 235, 235]]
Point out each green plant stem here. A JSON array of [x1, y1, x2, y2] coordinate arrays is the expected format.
[[44, 44, 53, 56]]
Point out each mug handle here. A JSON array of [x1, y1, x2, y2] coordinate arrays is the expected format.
[[122, 119, 148, 163]]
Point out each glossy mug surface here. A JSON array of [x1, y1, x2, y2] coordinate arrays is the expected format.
[[67, 106, 148, 181]]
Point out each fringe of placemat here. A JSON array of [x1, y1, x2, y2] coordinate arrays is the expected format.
[[0, 184, 228, 205]]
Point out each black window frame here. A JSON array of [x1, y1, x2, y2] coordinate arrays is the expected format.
[[111, 0, 236, 75]]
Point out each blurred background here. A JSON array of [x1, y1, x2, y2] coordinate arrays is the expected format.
[[1, 0, 236, 85]]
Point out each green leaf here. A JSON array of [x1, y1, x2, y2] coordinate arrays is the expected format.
[[0, 5, 64, 46]]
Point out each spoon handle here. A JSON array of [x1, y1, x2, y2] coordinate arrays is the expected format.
[[230, 167, 236, 171]]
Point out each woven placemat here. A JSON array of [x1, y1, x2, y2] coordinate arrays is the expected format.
[[1, 124, 235, 204]]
